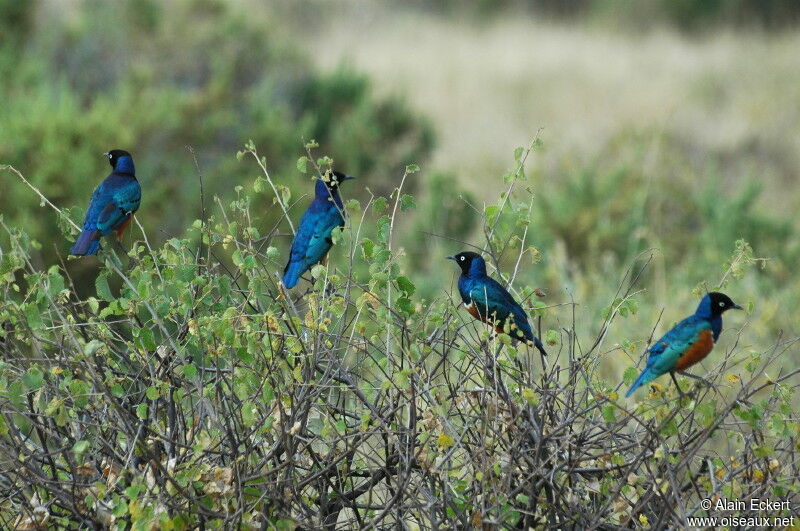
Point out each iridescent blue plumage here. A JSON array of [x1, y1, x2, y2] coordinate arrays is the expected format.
[[70, 150, 141, 256], [625, 292, 741, 397], [282, 171, 353, 289], [449, 251, 547, 356]]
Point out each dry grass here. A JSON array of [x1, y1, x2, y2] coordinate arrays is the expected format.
[[299, 4, 800, 206]]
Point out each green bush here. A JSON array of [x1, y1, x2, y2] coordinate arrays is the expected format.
[[0, 147, 797, 528]]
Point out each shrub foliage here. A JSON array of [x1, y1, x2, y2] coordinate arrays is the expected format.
[[0, 145, 798, 529]]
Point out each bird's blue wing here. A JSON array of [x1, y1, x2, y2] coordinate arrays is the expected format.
[[645, 316, 711, 376], [469, 278, 533, 340], [96, 179, 141, 234], [290, 204, 343, 265], [283, 202, 344, 287]]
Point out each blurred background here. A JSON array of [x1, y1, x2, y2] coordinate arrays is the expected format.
[[1, 0, 798, 365]]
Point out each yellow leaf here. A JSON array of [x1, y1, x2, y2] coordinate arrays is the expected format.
[[638, 513, 650, 528], [727, 374, 740, 384], [437, 432, 455, 450], [647, 383, 664, 398], [521, 388, 538, 405]]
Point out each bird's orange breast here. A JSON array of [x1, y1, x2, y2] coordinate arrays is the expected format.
[[114, 215, 133, 242], [465, 301, 490, 323], [675, 329, 714, 372]]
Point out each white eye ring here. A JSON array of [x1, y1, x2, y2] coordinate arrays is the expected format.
[[719, 301, 725, 307], [460, 256, 465, 261], [108, 154, 112, 159]]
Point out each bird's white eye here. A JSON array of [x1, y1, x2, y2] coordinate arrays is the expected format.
[[108, 153, 113, 159], [719, 301, 725, 307], [460, 256, 465, 261]]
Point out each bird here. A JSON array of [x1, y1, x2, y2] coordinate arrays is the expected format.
[[625, 291, 742, 397], [282, 170, 354, 289], [70, 150, 141, 256], [447, 251, 547, 356]]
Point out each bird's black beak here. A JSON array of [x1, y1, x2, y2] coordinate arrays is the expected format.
[[446, 255, 455, 261], [342, 174, 356, 181], [732, 304, 744, 310]]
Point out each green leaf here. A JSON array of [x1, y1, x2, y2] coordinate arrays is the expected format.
[[296, 156, 309, 173], [232, 250, 243, 267], [136, 403, 148, 420], [46, 265, 65, 298], [405, 163, 420, 174], [146, 386, 160, 401], [95, 271, 114, 302], [113, 497, 128, 518], [331, 226, 344, 245], [754, 445, 773, 458], [400, 194, 416, 212], [396, 276, 416, 296], [182, 364, 198, 379], [311, 264, 327, 279], [346, 198, 361, 214], [623, 367, 639, 386], [396, 297, 415, 315], [485, 205, 499, 222], [377, 215, 391, 243], [373, 197, 388, 214], [24, 303, 44, 330], [601, 404, 616, 423], [72, 440, 90, 457], [253, 176, 267, 193], [86, 297, 99, 315], [22, 367, 44, 390], [544, 329, 559, 346], [360, 238, 375, 260]]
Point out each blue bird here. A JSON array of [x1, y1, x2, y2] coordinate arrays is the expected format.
[[448, 251, 547, 356], [282, 170, 354, 289], [626, 292, 742, 397], [70, 150, 141, 256]]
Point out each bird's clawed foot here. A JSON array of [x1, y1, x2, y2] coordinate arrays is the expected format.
[[669, 372, 689, 401], [682, 371, 720, 394]]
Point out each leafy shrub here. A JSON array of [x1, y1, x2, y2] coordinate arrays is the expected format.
[[0, 147, 797, 528]]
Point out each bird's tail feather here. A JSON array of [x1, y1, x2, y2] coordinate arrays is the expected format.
[[625, 369, 653, 398], [70, 230, 100, 256], [282, 261, 305, 289], [528, 336, 547, 357]]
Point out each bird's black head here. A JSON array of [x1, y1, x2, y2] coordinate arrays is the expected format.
[[105, 149, 135, 174], [705, 291, 743, 317], [106, 149, 131, 167], [447, 251, 484, 275]]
